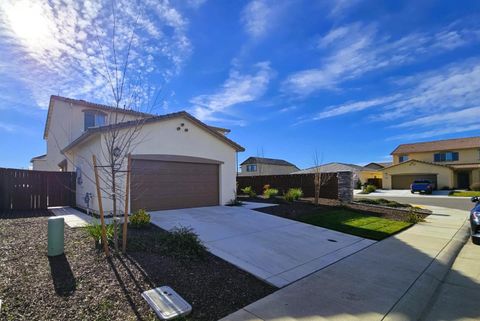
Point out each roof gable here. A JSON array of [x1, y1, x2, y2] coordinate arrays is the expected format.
[[62, 111, 244, 153], [381, 159, 452, 171], [391, 136, 480, 155]]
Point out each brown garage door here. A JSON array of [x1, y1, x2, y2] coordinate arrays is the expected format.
[[391, 174, 437, 189], [130, 156, 220, 211]]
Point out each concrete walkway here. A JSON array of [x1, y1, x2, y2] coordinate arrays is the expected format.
[[221, 205, 470, 321], [49, 206, 121, 228], [149, 205, 375, 287], [421, 238, 480, 321]]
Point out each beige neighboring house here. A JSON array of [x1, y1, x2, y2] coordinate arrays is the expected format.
[[239, 157, 299, 176], [292, 162, 384, 188], [31, 95, 244, 214], [382, 136, 480, 189]]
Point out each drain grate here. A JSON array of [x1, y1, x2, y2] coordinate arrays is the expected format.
[[327, 239, 338, 242]]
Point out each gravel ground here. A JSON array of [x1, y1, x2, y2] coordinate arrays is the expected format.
[[0, 214, 275, 321]]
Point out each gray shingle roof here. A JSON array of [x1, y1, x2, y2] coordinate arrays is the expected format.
[[291, 162, 366, 174], [240, 157, 298, 167]]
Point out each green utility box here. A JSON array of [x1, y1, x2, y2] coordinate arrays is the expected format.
[[48, 216, 64, 256]]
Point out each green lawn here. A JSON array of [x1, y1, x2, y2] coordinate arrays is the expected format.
[[449, 191, 480, 197], [299, 208, 412, 240]]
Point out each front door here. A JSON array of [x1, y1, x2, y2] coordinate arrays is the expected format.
[[457, 172, 470, 189]]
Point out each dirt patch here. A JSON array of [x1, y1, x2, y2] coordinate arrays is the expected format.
[[0, 215, 275, 321]]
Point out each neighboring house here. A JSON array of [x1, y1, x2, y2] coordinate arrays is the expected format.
[[382, 136, 480, 189], [363, 162, 392, 170], [238, 157, 299, 176], [31, 95, 244, 213], [291, 162, 383, 187]]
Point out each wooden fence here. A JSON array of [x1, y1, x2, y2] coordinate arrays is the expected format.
[[237, 173, 338, 199], [0, 168, 76, 211]]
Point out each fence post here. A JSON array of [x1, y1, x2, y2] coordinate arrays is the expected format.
[[337, 171, 354, 203]]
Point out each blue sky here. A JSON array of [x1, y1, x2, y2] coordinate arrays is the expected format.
[[1, 0, 479, 170]]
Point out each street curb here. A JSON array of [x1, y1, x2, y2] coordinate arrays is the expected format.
[[382, 220, 470, 321]]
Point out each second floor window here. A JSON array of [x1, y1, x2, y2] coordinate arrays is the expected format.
[[399, 155, 408, 163], [84, 111, 106, 131], [246, 164, 257, 172], [434, 151, 459, 162]]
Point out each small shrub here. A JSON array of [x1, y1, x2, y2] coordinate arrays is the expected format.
[[470, 182, 480, 191], [364, 185, 376, 193], [164, 227, 207, 259], [241, 186, 256, 197], [285, 188, 303, 202], [263, 188, 279, 199], [355, 180, 362, 189], [226, 199, 243, 206], [263, 184, 271, 192], [406, 209, 425, 224], [130, 209, 151, 228], [84, 221, 116, 244]]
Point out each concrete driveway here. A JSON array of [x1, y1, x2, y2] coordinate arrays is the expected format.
[[150, 204, 375, 287]]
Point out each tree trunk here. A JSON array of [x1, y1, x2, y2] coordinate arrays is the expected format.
[[111, 166, 119, 251], [314, 172, 320, 206]]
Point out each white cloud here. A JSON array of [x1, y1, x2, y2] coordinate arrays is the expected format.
[[241, 0, 271, 38], [0, 0, 192, 109], [313, 95, 400, 120], [329, 0, 361, 18], [283, 22, 480, 96], [387, 124, 480, 141], [190, 62, 274, 121], [306, 59, 480, 140]]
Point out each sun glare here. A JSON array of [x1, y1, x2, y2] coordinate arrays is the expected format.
[[5, 1, 55, 51]]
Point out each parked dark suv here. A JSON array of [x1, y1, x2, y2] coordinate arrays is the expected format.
[[470, 197, 480, 244]]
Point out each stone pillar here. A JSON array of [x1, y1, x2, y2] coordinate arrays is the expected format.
[[337, 171, 353, 203]]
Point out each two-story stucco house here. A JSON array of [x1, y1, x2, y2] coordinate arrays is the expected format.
[[381, 136, 480, 189], [31, 95, 244, 214], [238, 157, 299, 176]]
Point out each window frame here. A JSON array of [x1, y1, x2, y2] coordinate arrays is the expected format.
[[246, 164, 257, 172], [434, 151, 459, 162], [83, 109, 107, 131], [399, 155, 409, 163]]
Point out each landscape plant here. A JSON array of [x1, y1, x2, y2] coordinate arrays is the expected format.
[[364, 184, 377, 193], [85, 221, 116, 245], [263, 187, 279, 199], [130, 209, 151, 228], [241, 186, 256, 197], [285, 188, 303, 202]]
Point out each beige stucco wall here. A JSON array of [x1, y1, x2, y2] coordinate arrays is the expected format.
[[382, 161, 454, 189], [238, 164, 298, 176], [66, 116, 238, 215], [358, 170, 383, 183], [32, 158, 51, 171], [393, 149, 480, 165], [43, 99, 142, 171]]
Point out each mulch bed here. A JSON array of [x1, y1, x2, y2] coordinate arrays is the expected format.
[[0, 215, 275, 321], [244, 197, 428, 222]]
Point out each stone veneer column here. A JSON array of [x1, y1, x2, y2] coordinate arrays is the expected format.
[[337, 171, 353, 203]]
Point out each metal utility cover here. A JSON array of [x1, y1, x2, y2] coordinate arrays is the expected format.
[[142, 286, 192, 320]]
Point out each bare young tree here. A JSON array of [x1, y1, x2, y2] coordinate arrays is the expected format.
[[313, 150, 323, 206]]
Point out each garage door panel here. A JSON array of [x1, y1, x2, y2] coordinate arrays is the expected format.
[[391, 174, 437, 189], [131, 159, 219, 211]]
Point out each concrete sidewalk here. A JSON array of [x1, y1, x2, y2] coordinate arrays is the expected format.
[[421, 239, 480, 321], [221, 205, 470, 321], [49, 206, 122, 228]]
